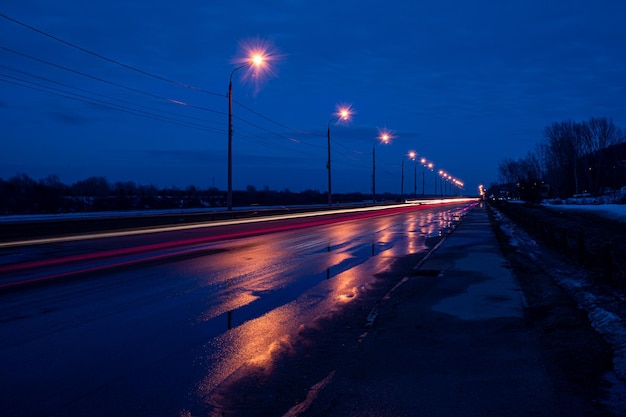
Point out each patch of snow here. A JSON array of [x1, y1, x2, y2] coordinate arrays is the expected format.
[[543, 201, 626, 223], [491, 205, 626, 410]]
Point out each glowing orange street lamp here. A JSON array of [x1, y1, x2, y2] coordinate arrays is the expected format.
[[327, 105, 353, 206], [439, 170, 445, 198], [402, 151, 417, 201], [373, 128, 393, 203], [427, 162, 435, 196], [227, 49, 268, 211], [419, 158, 427, 197]]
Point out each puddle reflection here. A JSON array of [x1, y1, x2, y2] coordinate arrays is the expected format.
[[189, 202, 477, 407]]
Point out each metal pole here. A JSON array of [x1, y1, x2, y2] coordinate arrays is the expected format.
[[422, 166, 425, 196], [401, 159, 404, 201], [227, 80, 233, 211], [372, 144, 376, 203], [327, 124, 332, 206], [413, 163, 417, 198], [226, 63, 248, 211]]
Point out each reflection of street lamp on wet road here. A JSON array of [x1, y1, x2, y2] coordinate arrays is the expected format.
[[227, 51, 268, 211], [327, 106, 352, 206], [373, 129, 392, 203]]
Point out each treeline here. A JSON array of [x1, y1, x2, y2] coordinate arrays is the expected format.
[[493, 117, 626, 202], [0, 174, 380, 215]]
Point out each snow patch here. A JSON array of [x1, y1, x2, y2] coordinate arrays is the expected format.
[[491, 205, 626, 389]]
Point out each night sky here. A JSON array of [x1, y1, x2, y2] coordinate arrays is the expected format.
[[2, 1, 626, 197]]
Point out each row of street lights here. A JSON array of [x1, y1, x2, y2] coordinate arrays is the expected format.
[[227, 45, 463, 209], [401, 152, 464, 200]]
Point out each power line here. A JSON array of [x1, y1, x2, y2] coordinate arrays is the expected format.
[[233, 99, 322, 138], [1, 13, 430, 183], [0, 74, 225, 133], [0, 12, 328, 148], [0, 12, 225, 97], [0, 64, 224, 129], [0, 46, 227, 116]]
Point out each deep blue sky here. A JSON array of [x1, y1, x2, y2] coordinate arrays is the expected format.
[[2, 1, 626, 196]]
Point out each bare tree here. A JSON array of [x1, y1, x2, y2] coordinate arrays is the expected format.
[[579, 117, 623, 194], [543, 121, 584, 197]]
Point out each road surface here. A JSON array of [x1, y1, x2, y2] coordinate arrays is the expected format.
[[0, 202, 473, 416]]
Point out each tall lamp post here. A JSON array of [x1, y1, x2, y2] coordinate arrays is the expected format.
[[403, 151, 417, 201], [427, 162, 433, 196], [373, 129, 392, 203], [327, 106, 352, 206], [439, 170, 445, 198], [227, 52, 266, 211], [413, 157, 417, 198], [420, 158, 427, 196], [431, 163, 436, 196]]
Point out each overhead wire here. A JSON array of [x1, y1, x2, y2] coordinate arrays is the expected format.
[[0, 18, 326, 158], [1, 12, 420, 188], [0, 64, 225, 129], [0, 12, 225, 97], [0, 46, 227, 116], [1, 12, 317, 139], [0, 73, 225, 133]]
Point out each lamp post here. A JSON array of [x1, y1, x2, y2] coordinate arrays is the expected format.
[[431, 163, 437, 196], [428, 162, 433, 196], [401, 159, 404, 201], [414, 160, 417, 199], [373, 129, 392, 204], [327, 106, 352, 206], [439, 170, 445, 198], [403, 151, 416, 201], [227, 52, 266, 211], [420, 158, 427, 197]]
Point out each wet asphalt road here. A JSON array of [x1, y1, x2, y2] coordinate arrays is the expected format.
[[0, 202, 472, 416]]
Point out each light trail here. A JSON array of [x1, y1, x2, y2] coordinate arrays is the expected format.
[[0, 200, 478, 291], [0, 199, 477, 249]]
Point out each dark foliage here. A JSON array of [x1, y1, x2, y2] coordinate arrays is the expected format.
[[0, 174, 386, 215]]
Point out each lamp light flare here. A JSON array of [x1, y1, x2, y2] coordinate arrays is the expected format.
[[377, 127, 394, 144], [408, 150, 417, 160], [333, 104, 354, 124], [251, 53, 264, 66], [233, 37, 280, 86]]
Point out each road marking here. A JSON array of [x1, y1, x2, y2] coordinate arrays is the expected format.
[[281, 370, 335, 417]]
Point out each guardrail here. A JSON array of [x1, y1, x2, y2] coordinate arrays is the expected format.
[[0, 206, 326, 242]]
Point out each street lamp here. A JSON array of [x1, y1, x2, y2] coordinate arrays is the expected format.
[[420, 158, 427, 197], [427, 162, 434, 196], [403, 151, 417, 201], [373, 129, 392, 203], [439, 170, 445, 198], [227, 50, 268, 211], [327, 105, 352, 206]]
